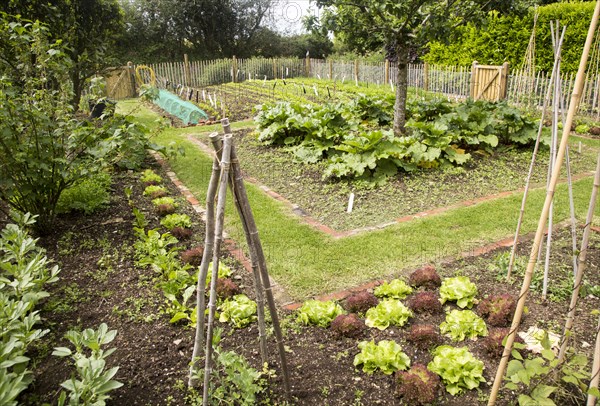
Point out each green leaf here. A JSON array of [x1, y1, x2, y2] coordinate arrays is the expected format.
[[52, 347, 72, 357], [511, 349, 523, 360], [169, 312, 189, 324], [365, 299, 413, 330]]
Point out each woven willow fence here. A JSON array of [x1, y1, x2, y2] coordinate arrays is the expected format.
[[128, 57, 600, 118]]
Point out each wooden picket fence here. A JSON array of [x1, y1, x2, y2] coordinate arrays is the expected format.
[[108, 56, 600, 118]]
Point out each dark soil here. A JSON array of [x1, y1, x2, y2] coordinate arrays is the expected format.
[[10, 155, 600, 405]]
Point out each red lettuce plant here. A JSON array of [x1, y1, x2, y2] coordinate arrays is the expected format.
[[482, 328, 525, 357], [171, 227, 192, 240], [216, 278, 241, 299], [477, 294, 517, 327], [407, 324, 442, 350], [407, 291, 443, 314], [331, 313, 366, 338], [344, 291, 379, 313], [396, 364, 440, 405], [181, 245, 204, 266], [409, 265, 441, 289]]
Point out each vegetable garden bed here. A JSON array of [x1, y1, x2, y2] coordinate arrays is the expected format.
[[8, 159, 600, 405]]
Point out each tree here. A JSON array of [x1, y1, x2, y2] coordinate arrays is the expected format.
[[314, 0, 529, 135], [1, 0, 124, 110]]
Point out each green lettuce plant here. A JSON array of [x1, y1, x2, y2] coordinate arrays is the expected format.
[[140, 169, 162, 185], [218, 294, 257, 329], [143, 185, 168, 198], [427, 345, 486, 395], [353, 340, 411, 375], [439, 276, 478, 309], [365, 299, 413, 330], [297, 300, 345, 328], [440, 309, 488, 342], [160, 213, 192, 230], [374, 279, 413, 299], [152, 196, 177, 207]]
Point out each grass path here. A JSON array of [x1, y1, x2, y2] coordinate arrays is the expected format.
[[119, 100, 600, 300]]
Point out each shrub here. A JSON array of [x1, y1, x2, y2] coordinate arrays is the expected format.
[[344, 291, 379, 313], [396, 364, 440, 405], [477, 294, 517, 327], [407, 291, 443, 314], [409, 265, 442, 289], [156, 204, 177, 216], [482, 328, 525, 357], [331, 314, 366, 338], [216, 278, 241, 299], [181, 246, 204, 266], [56, 172, 112, 215], [407, 324, 442, 350]]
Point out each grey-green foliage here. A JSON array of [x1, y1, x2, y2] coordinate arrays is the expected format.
[[53, 323, 123, 406], [0, 212, 60, 405]]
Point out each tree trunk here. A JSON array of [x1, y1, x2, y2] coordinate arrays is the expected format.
[[71, 69, 82, 113], [393, 44, 409, 136]]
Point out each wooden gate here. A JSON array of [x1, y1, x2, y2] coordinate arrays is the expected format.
[[469, 62, 509, 102], [105, 63, 137, 100]]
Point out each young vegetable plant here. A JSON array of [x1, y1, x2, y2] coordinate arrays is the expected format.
[[477, 293, 517, 327], [408, 265, 441, 289], [439, 276, 478, 309], [143, 185, 168, 199], [297, 300, 345, 328], [396, 364, 440, 405], [427, 345, 486, 395], [353, 340, 410, 375], [218, 294, 257, 328], [344, 290, 378, 313], [140, 169, 162, 185], [407, 324, 442, 350], [152, 196, 177, 207], [52, 323, 123, 406], [439, 309, 488, 342], [331, 314, 366, 338], [160, 213, 192, 230], [374, 279, 413, 299], [365, 299, 413, 330]]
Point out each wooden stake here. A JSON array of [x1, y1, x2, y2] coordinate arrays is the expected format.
[[221, 119, 291, 399], [588, 316, 600, 405], [202, 134, 233, 406], [488, 2, 600, 403], [188, 132, 221, 387], [558, 152, 600, 362]]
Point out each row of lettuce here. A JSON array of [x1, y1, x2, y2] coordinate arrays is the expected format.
[[254, 96, 545, 184]]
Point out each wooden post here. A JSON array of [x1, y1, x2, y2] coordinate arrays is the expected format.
[[423, 63, 430, 92], [127, 61, 137, 97], [272, 59, 277, 79], [328, 59, 333, 80], [354, 59, 359, 84], [385, 59, 390, 85], [500, 62, 510, 100], [184, 54, 191, 86], [232, 55, 238, 83], [470, 61, 478, 99], [488, 1, 600, 403]]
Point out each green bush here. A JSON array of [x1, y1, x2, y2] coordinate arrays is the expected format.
[[425, 3, 596, 73], [56, 172, 112, 215]]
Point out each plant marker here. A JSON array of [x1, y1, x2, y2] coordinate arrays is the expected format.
[[347, 193, 355, 213], [313, 85, 318, 97], [202, 89, 206, 102], [390, 79, 394, 92]]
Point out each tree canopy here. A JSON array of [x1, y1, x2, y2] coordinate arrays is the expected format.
[[313, 0, 531, 134]]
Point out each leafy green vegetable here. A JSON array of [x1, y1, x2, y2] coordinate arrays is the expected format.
[[440, 310, 488, 341], [374, 279, 413, 299], [427, 345, 486, 395], [143, 185, 167, 196], [160, 213, 192, 230], [152, 196, 177, 207], [365, 299, 413, 330], [353, 340, 411, 375], [439, 276, 478, 308], [140, 169, 162, 184], [296, 300, 345, 328], [205, 262, 233, 287], [218, 294, 257, 328]]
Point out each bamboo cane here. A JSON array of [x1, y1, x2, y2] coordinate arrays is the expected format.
[[188, 132, 221, 387], [221, 119, 291, 398], [488, 2, 600, 403], [208, 129, 269, 366], [588, 316, 600, 405], [558, 152, 600, 362], [202, 134, 233, 406], [506, 28, 565, 280]]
